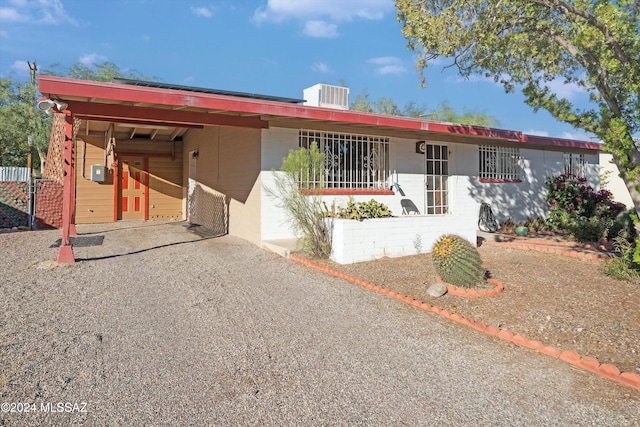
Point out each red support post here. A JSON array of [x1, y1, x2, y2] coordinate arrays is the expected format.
[[57, 111, 75, 263]]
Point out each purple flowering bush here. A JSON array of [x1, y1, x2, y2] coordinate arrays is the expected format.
[[545, 173, 626, 242]]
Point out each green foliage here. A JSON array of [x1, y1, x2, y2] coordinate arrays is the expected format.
[[546, 173, 626, 241], [603, 235, 640, 281], [265, 146, 332, 258], [350, 90, 499, 126], [432, 234, 484, 289], [422, 101, 500, 127], [281, 142, 325, 188], [0, 76, 51, 168], [42, 61, 155, 82], [332, 198, 392, 221], [396, 0, 640, 213]]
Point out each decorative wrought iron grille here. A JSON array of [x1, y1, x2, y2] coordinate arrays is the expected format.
[[563, 153, 586, 177], [299, 130, 389, 189], [479, 145, 521, 181]]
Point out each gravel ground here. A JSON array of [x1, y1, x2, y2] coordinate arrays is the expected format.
[[1, 221, 639, 426], [312, 236, 640, 377]]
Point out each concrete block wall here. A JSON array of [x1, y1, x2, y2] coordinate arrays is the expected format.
[[331, 215, 477, 264]]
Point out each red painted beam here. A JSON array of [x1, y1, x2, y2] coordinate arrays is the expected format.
[[57, 112, 75, 263], [65, 100, 268, 129]]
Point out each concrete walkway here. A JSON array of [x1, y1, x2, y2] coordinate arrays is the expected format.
[[1, 221, 638, 425]]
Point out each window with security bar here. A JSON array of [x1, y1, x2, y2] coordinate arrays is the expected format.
[[299, 130, 389, 189], [479, 145, 522, 181], [563, 153, 586, 177]]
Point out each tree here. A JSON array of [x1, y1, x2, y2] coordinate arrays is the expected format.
[[423, 100, 499, 127], [0, 75, 49, 169], [350, 89, 499, 126], [43, 61, 154, 82], [396, 0, 640, 213]]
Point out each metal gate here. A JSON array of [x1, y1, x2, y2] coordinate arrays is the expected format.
[[0, 167, 63, 229]]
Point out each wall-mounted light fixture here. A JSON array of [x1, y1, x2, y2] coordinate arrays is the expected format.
[[192, 150, 199, 159], [37, 98, 68, 113]]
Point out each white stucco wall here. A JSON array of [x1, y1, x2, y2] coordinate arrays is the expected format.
[[600, 152, 633, 208], [260, 126, 601, 242]]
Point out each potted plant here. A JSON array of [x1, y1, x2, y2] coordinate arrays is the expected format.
[[515, 222, 529, 236]]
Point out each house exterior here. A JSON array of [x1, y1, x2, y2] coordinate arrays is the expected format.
[[38, 77, 601, 264]]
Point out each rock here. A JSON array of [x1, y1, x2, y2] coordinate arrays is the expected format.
[[427, 283, 447, 297]]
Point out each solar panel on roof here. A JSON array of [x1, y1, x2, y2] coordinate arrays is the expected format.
[[112, 78, 305, 104]]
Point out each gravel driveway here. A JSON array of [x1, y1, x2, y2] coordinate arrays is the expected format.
[[1, 221, 638, 426]]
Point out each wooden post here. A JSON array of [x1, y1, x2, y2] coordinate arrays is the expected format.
[[57, 111, 75, 263]]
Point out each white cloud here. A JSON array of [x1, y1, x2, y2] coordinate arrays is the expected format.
[[367, 56, 407, 75], [10, 60, 30, 75], [79, 53, 108, 67], [191, 7, 213, 18], [253, 0, 393, 23], [0, 29, 8, 38], [303, 20, 338, 38], [0, 7, 28, 22], [544, 78, 587, 101], [0, 0, 77, 25], [311, 62, 331, 73]]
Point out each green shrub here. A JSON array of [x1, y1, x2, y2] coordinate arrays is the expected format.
[[545, 173, 626, 242], [604, 235, 640, 281], [432, 234, 484, 288], [333, 198, 392, 221], [265, 144, 333, 258]]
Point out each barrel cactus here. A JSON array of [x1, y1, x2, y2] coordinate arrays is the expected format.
[[432, 234, 484, 289]]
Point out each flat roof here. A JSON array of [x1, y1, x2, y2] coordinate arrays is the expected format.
[[112, 78, 306, 104], [38, 76, 601, 151]]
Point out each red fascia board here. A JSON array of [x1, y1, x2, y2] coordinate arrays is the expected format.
[[426, 122, 601, 150], [66, 100, 268, 129]]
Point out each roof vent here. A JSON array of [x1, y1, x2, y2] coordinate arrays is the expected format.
[[303, 83, 349, 110]]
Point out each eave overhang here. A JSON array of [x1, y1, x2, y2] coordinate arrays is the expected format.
[[38, 76, 601, 151]]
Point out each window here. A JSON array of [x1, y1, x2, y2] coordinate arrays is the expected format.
[[564, 153, 586, 177], [299, 130, 389, 190], [479, 145, 521, 182]]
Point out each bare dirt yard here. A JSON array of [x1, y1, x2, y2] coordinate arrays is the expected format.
[[308, 240, 640, 376]]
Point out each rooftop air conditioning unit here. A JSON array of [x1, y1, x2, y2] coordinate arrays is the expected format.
[[303, 83, 349, 110]]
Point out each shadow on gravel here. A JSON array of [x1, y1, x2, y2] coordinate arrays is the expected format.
[[74, 235, 219, 262], [50, 235, 105, 248], [75, 221, 186, 236]]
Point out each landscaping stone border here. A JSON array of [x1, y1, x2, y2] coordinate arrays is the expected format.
[[482, 240, 610, 259], [289, 253, 640, 390]]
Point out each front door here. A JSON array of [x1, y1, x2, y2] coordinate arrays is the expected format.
[[424, 143, 448, 214], [119, 157, 146, 220]]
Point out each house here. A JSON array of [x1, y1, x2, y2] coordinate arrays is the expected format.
[[38, 76, 601, 264]]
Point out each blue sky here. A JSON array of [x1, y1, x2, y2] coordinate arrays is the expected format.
[[1, 0, 595, 141]]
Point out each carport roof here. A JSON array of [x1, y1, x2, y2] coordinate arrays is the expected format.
[[38, 75, 601, 151]]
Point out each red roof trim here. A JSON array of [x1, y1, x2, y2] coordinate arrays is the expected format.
[[426, 122, 601, 150], [38, 76, 600, 151]]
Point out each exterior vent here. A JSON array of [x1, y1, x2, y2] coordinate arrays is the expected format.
[[303, 83, 349, 110]]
